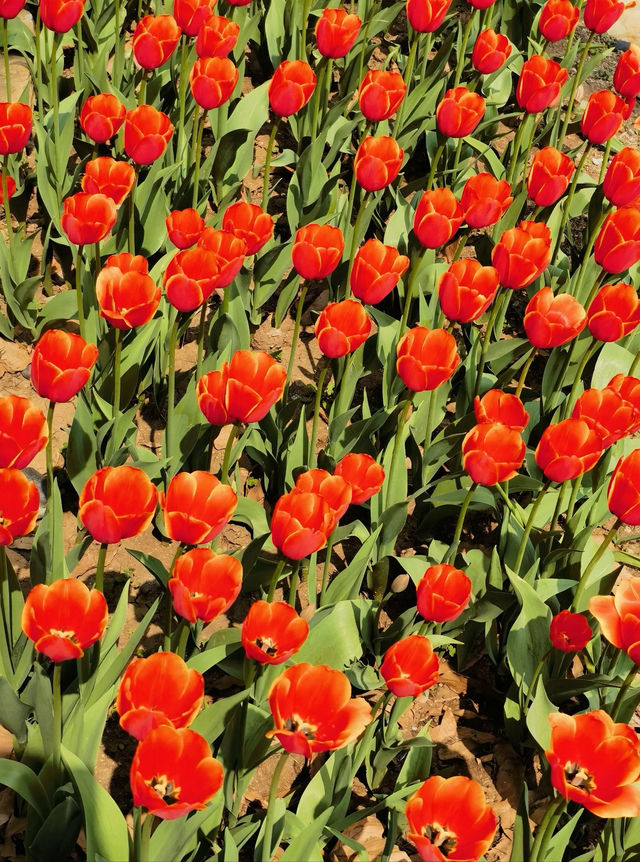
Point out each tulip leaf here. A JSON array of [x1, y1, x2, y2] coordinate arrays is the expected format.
[[62, 746, 130, 862], [27, 796, 82, 862], [149, 792, 224, 862], [0, 759, 49, 820], [279, 808, 332, 862], [591, 341, 636, 390], [525, 677, 555, 750], [324, 526, 382, 604], [126, 548, 169, 588], [294, 600, 363, 670], [505, 568, 552, 690]]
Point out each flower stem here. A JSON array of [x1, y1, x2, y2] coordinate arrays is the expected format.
[[344, 197, 368, 299], [571, 519, 621, 611], [75, 21, 84, 87], [287, 560, 301, 607], [110, 328, 122, 453], [308, 364, 328, 468], [384, 394, 415, 511], [515, 347, 536, 398], [176, 37, 189, 169], [558, 32, 594, 148], [473, 287, 505, 398], [45, 402, 55, 505], [128, 166, 139, 254], [95, 542, 108, 593], [611, 664, 638, 721], [261, 118, 280, 212], [530, 795, 567, 862], [453, 9, 476, 87], [426, 138, 446, 190], [394, 30, 419, 134], [113, 0, 122, 87], [261, 752, 288, 862], [513, 480, 552, 576], [221, 422, 241, 485], [192, 109, 206, 209], [284, 281, 308, 401], [165, 314, 179, 465], [319, 528, 335, 606], [52, 662, 62, 775], [310, 57, 326, 140], [75, 249, 86, 340], [445, 482, 478, 564], [2, 155, 12, 255], [562, 338, 597, 418], [551, 143, 591, 266], [50, 33, 59, 140], [571, 204, 613, 301], [267, 558, 287, 602], [506, 118, 527, 187]]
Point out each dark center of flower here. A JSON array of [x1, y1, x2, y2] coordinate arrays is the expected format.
[[423, 822, 457, 856], [189, 591, 203, 599], [49, 628, 78, 642], [148, 774, 181, 804], [284, 714, 317, 739], [564, 761, 596, 793], [255, 636, 279, 656]]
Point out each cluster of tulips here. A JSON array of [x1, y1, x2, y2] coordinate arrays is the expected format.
[[3, 0, 640, 859]]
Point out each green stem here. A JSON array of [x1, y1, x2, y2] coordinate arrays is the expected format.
[[400, 251, 422, 334], [394, 30, 419, 135], [598, 137, 613, 185], [52, 663, 62, 775], [506, 118, 527, 187], [385, 394, 414, 511], [571, 205, 613, 301], [515, 348, 536, 398], [562, 338, 597, 418], [75, 21, 84, 87], [51, 33, 59, 140], [584, 266, 609, 311], [345, 197, 368, 299], [629, 348, 640, 378], [426, 139, 446, 190], [451, 230, 468, 262], [564, 475, 581, 526], [287, 560, 301, 607], [445, 482, 477, 564], [300, 0, 312, 60], [572, 519, 620, 611], [284, 281, 308, 401], [551, 143, 591, 266], [166, 315, 179, 464], [267, 558, 287, 602], [1, 155, 11, 255], [75, 249, 86, 340], [472, 287, 504, 398], [262, 118, 280, 212], [138, 69, 147, 106], [494, 481, 526, 528], [221, 422, 241, 485], [513, 480, 552, 576], [310, 58, 326, 140], [453, 9, 477, 87], [521, 114, 541, 187], [192, 109, 206, 209], [611, 664, 638, 721], [128, 167, 138, 254], [45, 402, 55, 505], [35, 12, 42, 112], [558, 32, 594, 148], [530, 796, 567, 862], [176, 38, 189, 169], [113, 0, 122, 87], [94, 542, 108, 593], [423, 387, 439, 447], [261, 752, 289, 862], [526, 649, 552, 709], [174, 619, 191, 659], [112, 326, 122, 417], [308, 364, 328, 468], [2, 20, 9, 101], [319, 529, 335, 606]]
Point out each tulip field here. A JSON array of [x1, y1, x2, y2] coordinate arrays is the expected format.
[[5, 0, 640, 859]]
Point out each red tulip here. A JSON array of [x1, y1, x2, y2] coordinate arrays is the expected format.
[[196, 226, 247, 287], [527, 146, 575, 207], [614, 44, 640, 98], [196, 14, 240, 58], [197, 349, 286, 425], [584, 0, 636, 33], [524, 287, 586, 348], [295, 468, 352, 525], [462, 422, 526, 484], [117, 651, 204, 740], [437, 258, 499, 323], [267, 663, 371, 758], [516, 55, 568, 113], [581, 90, 627, 144], [189, 56, 238, 109], [358, 70, 406, 122], [416, 563, 472, 623], [160, 471, 237, 545], [22, 578, 108, 661], [472, 29, 512, 75], [0, 0, 26, 19], [535, 419, 603, 481], [61, 192, 117, 245], [79, 466, 157, 544], [96, 253, 160, 329], [539, 0, 580, 40], [0, 395, 47, 469], [81, 157, 136, 206], [132, 14, 181, 70], [315, 8, 361, 58], [163, 248, 220, 311], [549, 610, 593, 652], [241, 600, 309, 665], [169, 548, 242, 623], [380, 635, 439, 697], [314, 299, 372, 358], [413, 187, 464, 249], [436, 86, 485, 138], [353, 135, 403, 192], [165, 208, 205, 249], [0, 174, 15, 203], [396, 326, 460, 391], [130, 725, 223, 820], [474, 389, 529, 432], [291, 223, 344, 280], [80, 94, 125, 143], [406, 0, 453, 32], [173, 0, 214, 36], [0, 468, 40, 545], [40, 0, 84, 33], [461, 173, 512, 229], [587, 282, 640, 341], [607, 449, 640, 524], [591, 577, 640, 661], [603, 147, 640, 207], [268, 60, 316, 116], [609, 373, 640, 413], [594, 205, 640, 274], [222, 201, 273, 255], [572, 387, 640, 447], [334, 453, 385, 504], [492, 220, 552, 288], [405, 776, 497, 862], [546, 710, 640, 817], [270, 489, 334, 560], [124, 105, 174, 165], [31, 329, 98, 403], [350, 239, 409, 305]]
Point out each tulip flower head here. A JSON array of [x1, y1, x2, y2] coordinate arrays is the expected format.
[[380, 635, 439, 697], [81, 158, 136, 207], [550, 610, 593, 652], [413, 187, 464, 250], [314, 299, 372, 358], [416, 563, 472, 623], [222, 201, 273, 255], [79, 465, 158, 544], [353, 135, 404, 192], [291, 223, 344, 280], [472, 29, 512, 75], [80, 94, 125, 143], [0, 395, 47, 469], [407, 0, 453, 32], [587, 282, 640, 341], [607, 449, 640, 524], [572, 386, 640, 447], [524, 287, 587, 349], [437, 259, 499, 323], [461, 173, 512, 229], [241, 600, 309, 665], [436, 86, 485, 138], [535, 419, 603, 482], [350, 239, 409, 305], [527, 147, 575, 207], [358, 70, 406, 121], [166, 209, 205, 250], [169, 548, 242, 623], [539, 0, 580, 40], [474, 390, 529, 432], [132, 14, 181, 70], [31, 329, 98, 403], [270, 489, 335, 560], [492, 220, 552, 289], [396, 326, 460, 391], [61, 192, 117, 246], [160, 471, 237, 545], [462, 422, 526, 485], [268, 60, 316, 116], [196, 14, 240, 58], [315, 8, 361, 58], [334, 453, 385, 504], [516, 55, 568, 113], [0, 468, 40, 545]]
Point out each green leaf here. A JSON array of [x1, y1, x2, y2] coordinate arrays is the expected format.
[[0, 677, 30, 743], [62, 746, 129, 862], [0, 759, 49, 819], [525, 678, 555, 751], [324, 527, 382, 604], [505, 568, 552, 689], [294, 601, 364, 669], [591, 341, 636, 389]]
